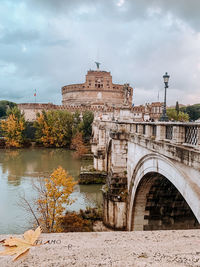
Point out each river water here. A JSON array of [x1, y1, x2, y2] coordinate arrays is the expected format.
[[0, 148, 102, 234]]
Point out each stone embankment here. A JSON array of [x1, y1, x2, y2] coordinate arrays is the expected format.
[[79, 166, 107, 184], [0, 230, 200, 266]]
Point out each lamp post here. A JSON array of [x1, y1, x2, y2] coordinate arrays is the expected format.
[[160, 72, 170, 122]]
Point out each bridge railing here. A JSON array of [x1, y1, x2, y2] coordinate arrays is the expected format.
[[108, 121, 200, 148]]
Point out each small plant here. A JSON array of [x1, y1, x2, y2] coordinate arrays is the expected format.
[[59, 212, 93, 232]]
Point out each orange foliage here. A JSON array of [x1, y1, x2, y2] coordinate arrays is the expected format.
[[35, 166, 77, 232], [71, 132, 88, 158], [59, 212, 93, 232], [34, 111, 73, 147], [1, 114, 25, 147]]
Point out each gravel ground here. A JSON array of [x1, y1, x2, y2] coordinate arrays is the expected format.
[[0, 230, 200, 266]]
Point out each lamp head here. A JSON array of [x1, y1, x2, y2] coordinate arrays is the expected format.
[[163, 72, 170, 84]]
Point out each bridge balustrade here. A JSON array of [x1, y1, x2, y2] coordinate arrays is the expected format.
[[108, 121, 200, 148], [97, 119, 200, 149]]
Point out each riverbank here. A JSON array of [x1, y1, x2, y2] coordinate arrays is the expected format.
[[0, 229, 200, 266]]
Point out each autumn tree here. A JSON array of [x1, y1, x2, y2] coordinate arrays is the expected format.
[[34, 110, 73, 147], [21, 166, 76, 232], [0, 107, 26, 147], [71, 132, 88, 158]]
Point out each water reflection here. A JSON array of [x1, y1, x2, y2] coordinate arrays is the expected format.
[[0, 148, 102, 234]]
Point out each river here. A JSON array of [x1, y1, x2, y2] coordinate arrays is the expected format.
[[0, 148, 102, 234]]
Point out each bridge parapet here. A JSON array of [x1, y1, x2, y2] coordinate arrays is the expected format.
[[92, 120, 200, 173], [108, 121, 200, 148]]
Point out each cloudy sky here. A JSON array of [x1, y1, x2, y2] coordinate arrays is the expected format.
[[0, 0, 200, 106]]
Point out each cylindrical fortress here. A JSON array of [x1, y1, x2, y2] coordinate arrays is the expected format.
[[62, 70, 133, 107]]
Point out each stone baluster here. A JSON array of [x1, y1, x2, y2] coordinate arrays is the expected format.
[[137, 124, 144, 135], [144, 125, 152, 138], [155, 125, 166, 141], [172, 125, 185, 144], [131, 124, 137, 134]]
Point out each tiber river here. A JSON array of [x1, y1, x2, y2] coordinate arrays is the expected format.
[[0, 148, 102, 234]]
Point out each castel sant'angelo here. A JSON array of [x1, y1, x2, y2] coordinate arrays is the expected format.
[[18, 64, 162, 121], [18, 64, 135, 121], [62, 63, 133, 108]]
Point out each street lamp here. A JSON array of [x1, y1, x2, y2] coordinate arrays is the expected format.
[[160, 72, 170, 122]]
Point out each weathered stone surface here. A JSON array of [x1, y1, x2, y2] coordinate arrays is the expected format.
[[1, 230, 200, 266]]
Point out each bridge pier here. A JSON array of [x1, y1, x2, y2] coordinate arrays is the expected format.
[[102, 132, 128, 230]]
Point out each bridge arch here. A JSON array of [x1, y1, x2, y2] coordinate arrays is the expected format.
[[127, 153, 200, 231]]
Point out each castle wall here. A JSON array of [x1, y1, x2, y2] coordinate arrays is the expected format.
[[62, 89, 125, 106]]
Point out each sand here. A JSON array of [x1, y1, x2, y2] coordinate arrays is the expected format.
[[0, 230, 200, 266]]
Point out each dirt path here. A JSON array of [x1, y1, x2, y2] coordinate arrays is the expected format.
[[0, 230, 200, 266]]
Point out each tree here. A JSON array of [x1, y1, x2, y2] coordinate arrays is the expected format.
[[166, 108, 189, 122], [175, 101, 179, 115], [80, 111, 94, 142], [0, 100, 16, 118], [72, 110, 81, 136], [34, 110, 73, 147], [0, 107, 26, 147], [21, 166, 76, 233], [71, 132, 88, 158], [181, 104, 200, 121]]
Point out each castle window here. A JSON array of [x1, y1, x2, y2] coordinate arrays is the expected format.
[[101, 84, 103, 88], [89, 83, 91, 86], [98, 84, 100, 88], [95, 84, 97, 87]]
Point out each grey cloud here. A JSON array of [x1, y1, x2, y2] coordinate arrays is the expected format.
[[25, 0, 200, 30], [0, 29, 39, 44], [0, 0, 200, 106]]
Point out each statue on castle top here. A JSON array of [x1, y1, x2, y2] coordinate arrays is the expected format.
[[123, 83, 131, 105], [95, 62, 101, 70]]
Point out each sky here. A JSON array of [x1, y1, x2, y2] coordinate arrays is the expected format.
[[0, 0, 200, 106]]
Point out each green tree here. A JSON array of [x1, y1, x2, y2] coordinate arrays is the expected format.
[[0, 100, 16, 118], [175, 101, 179, 115], [181, 104, 200, 121], [80, 111, 94, 142], [72, 110, 81, 136], [167, 108, 189, 122]]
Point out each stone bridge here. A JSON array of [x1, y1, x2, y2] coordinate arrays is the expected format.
[[91, 117, 200, 231]]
